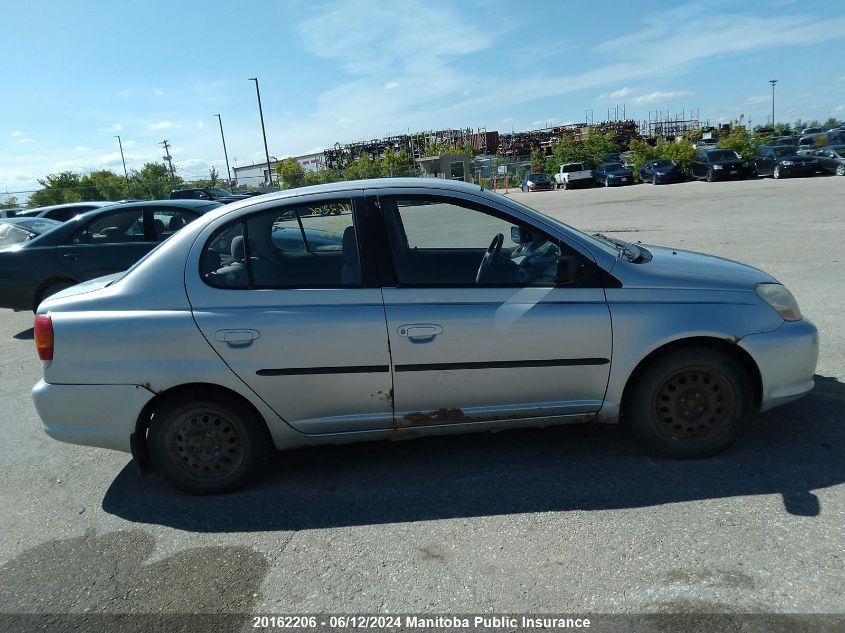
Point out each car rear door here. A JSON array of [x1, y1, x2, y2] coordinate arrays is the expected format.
[[186, 193, 394, 434], [374, 189, 612, 428], [55, 207, 152, 280]]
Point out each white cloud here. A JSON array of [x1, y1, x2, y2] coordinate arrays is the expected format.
[[107, 123, 123, 133], [148, 120, 180, 131], [73, 145, 89, 152], [17, 137, 33, 144], [629, 90, 694, 105], [835, 105, 845, 112], [598, 87, 635, 101], [153, 88, 165, 96], [384, 81, 400, 90], [744, 95, 770, 105], [197, 120, 205, 129], [10, 130, 23, 138]]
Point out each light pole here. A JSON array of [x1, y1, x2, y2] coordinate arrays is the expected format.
[[114, 135, 129, 196], [248, 77, 273, 186], [214, 114, 233, 188], [769, 79, 778, 129]]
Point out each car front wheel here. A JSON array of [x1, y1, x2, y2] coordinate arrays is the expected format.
[[773, 165, 782, 179], [148, 391, 273, 494], [836, 165, 845, 176], [706, 169, 715, 182], [627, 347, 752, 458]]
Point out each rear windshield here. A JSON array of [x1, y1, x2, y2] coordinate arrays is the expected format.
[[652, 160, 675, 168], [773, 146, 798, 157], [561, 164, 584, 172], [527, 173, 551, 182]]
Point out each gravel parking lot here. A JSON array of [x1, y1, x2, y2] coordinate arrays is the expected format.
[[0, 177, 843, 627]]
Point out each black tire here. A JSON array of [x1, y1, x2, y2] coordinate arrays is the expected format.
[[836, 165, 845, 176], [627, 347, 752, 459], [773, 165, 782, 179], [34, 281, 74, 312], [148, 390, 273, 494], [563, 181, 569, 190], [706, 169, 714, 183]]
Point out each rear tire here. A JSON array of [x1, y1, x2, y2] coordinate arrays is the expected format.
[[706, 169, 714, 183], [773, 165, 782, 179], [34, 281, 74, 312], [836, 165, 845, 176], [627, 347, 752, 459], [148, 391, 273, 494]]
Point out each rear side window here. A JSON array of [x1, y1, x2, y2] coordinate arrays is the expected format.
[[200, 199, 361, 289], [150, 208, 198, 241], [69, 209, 145, 244]]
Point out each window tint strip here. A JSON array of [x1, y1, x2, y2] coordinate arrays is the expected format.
[[394, 358, 610, 372], [257, 365, 389, 376]]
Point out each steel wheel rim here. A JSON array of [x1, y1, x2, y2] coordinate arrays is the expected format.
[[167, 407, 245, 481], [837, 165, 844, 176], [651, 367, 736, 443]]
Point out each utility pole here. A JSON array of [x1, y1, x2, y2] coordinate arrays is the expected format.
[[214, 114, 233, 188], [114, 135, 130, 196], [160, 140, 175, 180], [248, 77, 273, 187], [769, 79, 778, 130]]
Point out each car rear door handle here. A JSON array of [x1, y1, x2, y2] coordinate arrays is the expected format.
[[62, 252, 80, 261], [215, 329, 260, 345], [398, 324, 443, 340]]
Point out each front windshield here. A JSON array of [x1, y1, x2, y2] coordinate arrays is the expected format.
[[528, 174, 550, 182], [602, 163, 624, 170], [774, 146, 798, 157], [208, 188, 234, 197], [707, 150, 740, 161], [652, 160, 675, 168], [493, 191, 619, 257]]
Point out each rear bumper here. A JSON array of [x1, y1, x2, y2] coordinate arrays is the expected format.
[[739, 319, 819, 412], [32, 380, 155, 453]]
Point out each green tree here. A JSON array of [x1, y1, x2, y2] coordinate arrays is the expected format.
[[79, 169, 131, 200], [208, 166, 219, 187], [717, 121, 763, 159], [275, 157, 305, 189], [29, 171, 84, 207], [343, 153, 384, 180], [625, 139, 659, 173], [130, 162, 180, 199], [656, 138, 698, 173], [303, 168, 343, 186]]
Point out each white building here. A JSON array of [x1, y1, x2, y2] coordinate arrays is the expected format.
[[232, 152, 325, 187]]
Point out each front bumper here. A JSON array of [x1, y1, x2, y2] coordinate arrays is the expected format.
[[654, 172, 684, 183], [739, 319, 819, 412], [780, 163, 817, 176], [32, 380, 155, 453]]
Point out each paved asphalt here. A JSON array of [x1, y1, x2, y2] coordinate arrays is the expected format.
[[0, 176, 843, 630]]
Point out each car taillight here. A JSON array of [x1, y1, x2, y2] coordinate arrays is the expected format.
[[34, 314, 53, 361]]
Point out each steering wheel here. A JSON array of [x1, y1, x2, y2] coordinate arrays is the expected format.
[[476, 233, 504, 283]]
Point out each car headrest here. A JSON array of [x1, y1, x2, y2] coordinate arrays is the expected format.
[[231, 235, 244, 260], [342, 226, 358, 264]]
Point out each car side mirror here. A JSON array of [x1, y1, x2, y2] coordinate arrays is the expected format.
[[556, 255, 583, 286]]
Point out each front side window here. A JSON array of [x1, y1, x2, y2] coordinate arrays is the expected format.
[[69, 209, 145, 244], [201, 199, 361, 289], [381, 196, 571, 287]]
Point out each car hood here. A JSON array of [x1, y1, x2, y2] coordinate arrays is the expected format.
[[710, 159, 746, 167], [621, 244, 777, 290], [653, 166, 682, 174], [606, 169, 632, 176], [777, 155, 816, 163]]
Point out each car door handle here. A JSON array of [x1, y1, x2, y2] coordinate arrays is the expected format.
[[215, 329, 260, 345], [62, 252, 80, 261], [398, 324, 443, 340]]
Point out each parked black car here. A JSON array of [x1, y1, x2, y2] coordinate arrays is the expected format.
[[170, 187, 253, 203], [520, 173, 554, 192], [0, 199, 221, 311], [15, 201, 117, 222], [690, 149, 752, 182], [814, 145, 845, 176], [638, 159, 685, 184], [594, 162, 633, 186], [754, 146, 819, 179]]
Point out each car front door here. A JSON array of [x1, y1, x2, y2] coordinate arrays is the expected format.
[[55, 207, 152, 280], [186, 194, 394, 434], [756, 148, 774, 176], [375, 191, 612, 428]]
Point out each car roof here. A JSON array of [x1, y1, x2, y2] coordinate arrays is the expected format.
[[27, 200, 116, 213], [0, 216, 61, 226]]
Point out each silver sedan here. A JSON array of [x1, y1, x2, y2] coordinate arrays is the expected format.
[[31, 179, 818, 493]]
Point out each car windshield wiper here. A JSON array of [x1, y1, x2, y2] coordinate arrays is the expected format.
[[593, 233, 641, 262]]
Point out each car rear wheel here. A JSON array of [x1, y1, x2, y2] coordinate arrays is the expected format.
[[706, 169, 714, 182], [34, 281, 75, 312], [773, 165, 782, 179], [836, 165, 845, 176], [148, 391, 273, 494], [627, 347, 752, 458]]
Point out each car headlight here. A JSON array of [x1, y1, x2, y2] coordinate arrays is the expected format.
[[713, 164, 723, 170], [781, 160, 793, 166], [755, 283, 802, 321]]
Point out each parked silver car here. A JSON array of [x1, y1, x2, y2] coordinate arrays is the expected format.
[[32, 179, 818, 493]]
